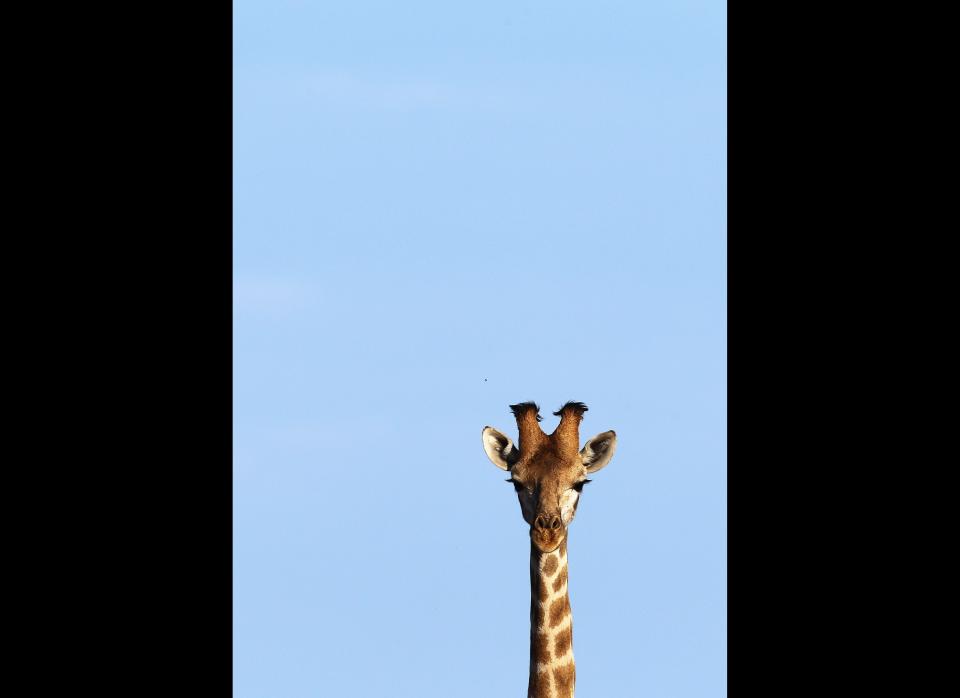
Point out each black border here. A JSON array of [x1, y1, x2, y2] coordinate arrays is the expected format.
[[79, 3, 234, 692]]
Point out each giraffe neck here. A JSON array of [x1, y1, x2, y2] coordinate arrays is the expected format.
[[528, 538, 575, 698]]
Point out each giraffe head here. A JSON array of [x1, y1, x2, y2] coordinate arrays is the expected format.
[[482, 401, 617, 553]]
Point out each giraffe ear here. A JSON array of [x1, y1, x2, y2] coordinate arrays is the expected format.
[[580, 430, 617, 473], [482, 426, 520, 471]]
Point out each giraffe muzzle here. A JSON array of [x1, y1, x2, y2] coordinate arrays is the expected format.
[[531, 513, 565, 552]]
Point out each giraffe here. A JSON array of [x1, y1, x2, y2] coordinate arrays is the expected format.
[[482, 401, 617, 698]]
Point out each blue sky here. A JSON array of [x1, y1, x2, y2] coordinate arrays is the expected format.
[[234, 1, 725, 696]]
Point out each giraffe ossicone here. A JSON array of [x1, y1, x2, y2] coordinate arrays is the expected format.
[[481, 401, 618, 698]]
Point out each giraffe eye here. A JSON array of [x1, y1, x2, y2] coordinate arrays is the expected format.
[[572, 479, 591, 493], [506, 478, 528, 493]]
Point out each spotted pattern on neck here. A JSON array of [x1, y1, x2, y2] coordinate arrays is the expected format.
[[528, 539, 576, 698]]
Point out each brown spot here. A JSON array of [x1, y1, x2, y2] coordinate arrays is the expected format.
[[531, 673, 551, 696], [553, 625, 572, 657], [534, 632, 551, 665], [542, 555, 558, 576], [549, 596, 569, 628], [539, 576, 550, 600], [552, 566, 567, 592], [553, 662, 575, 696]]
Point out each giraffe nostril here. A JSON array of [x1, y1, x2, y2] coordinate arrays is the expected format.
[[535, 514, 561, 531]]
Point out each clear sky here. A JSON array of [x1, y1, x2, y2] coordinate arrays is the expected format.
[[234, 1, 726, 696]]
